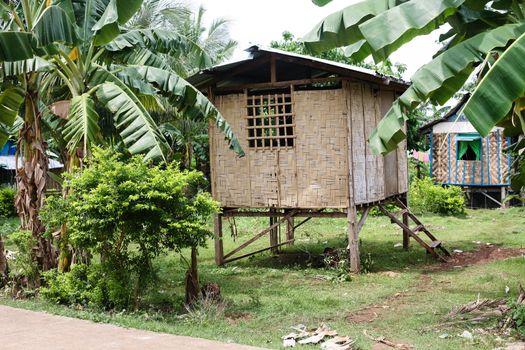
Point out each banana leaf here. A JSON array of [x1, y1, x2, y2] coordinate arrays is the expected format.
[[0, 32, 35, 61], [358, 0, 465, 62], [369, 22, 525, 154], [303, 0, 407, 53], [0, 87, 25, 146], [463, 31, 525, 136], [63, 94, 101, 153], [33, 5, 78, 48], [96, 81, 169, 161], [126, 66, 244, 156]]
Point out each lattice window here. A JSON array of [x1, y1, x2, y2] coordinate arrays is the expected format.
[[246, 93, 295, 150]]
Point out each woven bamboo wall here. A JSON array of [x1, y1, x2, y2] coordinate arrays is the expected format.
[[432, 130, 510, 186], [210, 84, 408, 209]]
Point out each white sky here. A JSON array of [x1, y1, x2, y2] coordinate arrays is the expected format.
[[191, 0, 446, 79]]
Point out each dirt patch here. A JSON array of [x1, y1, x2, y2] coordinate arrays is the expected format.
[[346, 291, 408, 323], [427, 245, 525, 272], [347, 246, 525, 324], [346, 304, 388, 323], [225, 311, 252, 324]]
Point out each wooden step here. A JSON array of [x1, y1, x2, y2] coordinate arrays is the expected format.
[[412, 224, 425, 232], [430, 240, 442, 249]]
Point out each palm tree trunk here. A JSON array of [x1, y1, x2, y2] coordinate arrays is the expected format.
[[15, 88, 55, 271]]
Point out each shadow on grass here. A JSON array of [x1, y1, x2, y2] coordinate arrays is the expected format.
[[223, 235, 496, 275]]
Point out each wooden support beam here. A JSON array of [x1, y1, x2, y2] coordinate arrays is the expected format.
[[479, 190, 504, 208], [400, 196, 410, 250], [222, 210, 345, 218], [214, 214, 224, 266], [356, 206, 371, 234], [215, 76, 347, 92], [285, 209, 295, 246], [222, 239, 295, 265], [270, 54, 277, 83], [269, 208, 279, 253], [347, 206, 360, 273], [501, 187, 508, 209], [223, 210, 297, 260], [346, 81, 360, 273]]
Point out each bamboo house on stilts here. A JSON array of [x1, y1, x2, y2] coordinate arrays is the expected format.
[[189, 46, 450, 272], [421, 95, 513, 209]]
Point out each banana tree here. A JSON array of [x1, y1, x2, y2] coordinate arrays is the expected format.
[[303, 0, 525, 192], [0, 0, 243, 270]]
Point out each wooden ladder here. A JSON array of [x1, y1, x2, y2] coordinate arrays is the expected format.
[[377, 198, 451, 262]]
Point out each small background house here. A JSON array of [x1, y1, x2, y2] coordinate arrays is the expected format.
[[0, 140, 63, 188], [421, 95, 512, 208], [190, 46, 450, 270]]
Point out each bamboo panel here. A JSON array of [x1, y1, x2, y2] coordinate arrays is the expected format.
[[380, 90, 399, 196], [450, 135, 458, 183], [210, 85, 406, 209], [501, 136, 510, 184], [433, 131, 509, 186], [488, 133, 498, 185], [294, 89, 349, 208], [373, 88, 385, 200], [347, 82, 367, 204], [396, 92, 409, 194], [249, 151, 279, 206], [276, 149, 298, 207], [432, 133, 448, 183], [363, 85, 385, 202], [212, 94, 252, 207], [480, 136, 488, 185]]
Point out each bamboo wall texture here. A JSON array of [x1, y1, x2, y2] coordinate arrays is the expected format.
[[209, 84, 408, 209], [432, 131, 510, 186]]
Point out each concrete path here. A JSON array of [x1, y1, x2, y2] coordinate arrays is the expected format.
[[0, 305, 267, 350]]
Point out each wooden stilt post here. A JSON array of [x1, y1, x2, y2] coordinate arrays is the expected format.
[[401, 195, 410, 250], [214, 214, 224, 266], [269, 208, 279, 253], [501, 187, 507, 209], [345, 82, 359, 273], [348, 206, 360, 273], [285, 209, 295, 246]]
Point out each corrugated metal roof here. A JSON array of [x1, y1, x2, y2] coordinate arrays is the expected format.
[[188, 45, 410, 89], [0, 156, 63, 170]]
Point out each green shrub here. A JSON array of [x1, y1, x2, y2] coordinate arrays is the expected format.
[[0, 186, 16, 218], [510, 301, 525, 337], [41, 263, 133, 309], [409, 177, 465, 215], [40, 148, 219, 309], [8, 230, 40, 288], [41, 264, 93, 305]]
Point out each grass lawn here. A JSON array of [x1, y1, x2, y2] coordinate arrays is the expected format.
[[1, 207, 525, 349]]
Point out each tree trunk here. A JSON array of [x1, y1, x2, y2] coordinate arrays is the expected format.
[[15, 88, 55, 271], [0, 235, 8, 284], [184, 246, 200, 305]]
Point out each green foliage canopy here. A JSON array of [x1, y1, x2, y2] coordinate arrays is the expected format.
[[40, 148, 219, 307]]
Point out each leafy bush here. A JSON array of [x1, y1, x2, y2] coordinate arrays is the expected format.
[[409, 177, 465, 215], [510, 301, 525, 337], [41, 263, 132, 309], [0, 186, 16, 218], [41, 264, 94, 306], [40, 148, 219, 309], [8, 230, 40, 289]]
